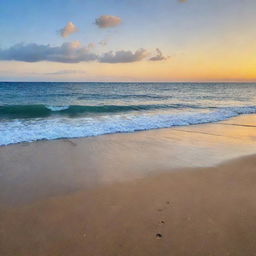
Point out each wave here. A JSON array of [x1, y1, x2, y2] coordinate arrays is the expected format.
[[0, 106, 256, 145], [0, 103, 203, 119]]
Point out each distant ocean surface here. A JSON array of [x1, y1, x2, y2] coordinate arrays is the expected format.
[[0, 82, 256, 145]]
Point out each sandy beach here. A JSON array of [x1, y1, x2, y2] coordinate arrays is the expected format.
[[1, 115, 256, 256]]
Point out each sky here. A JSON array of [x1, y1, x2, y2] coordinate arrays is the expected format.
[[0, 0, 255, 82]]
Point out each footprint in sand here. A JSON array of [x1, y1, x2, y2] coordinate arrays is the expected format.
[[156, 233, 163, 239], [155, 201, 172, 239]]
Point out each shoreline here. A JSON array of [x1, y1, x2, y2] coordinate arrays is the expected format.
[[1, 112, 256, 148], [1, 114, 256, 207], [1, 110, 256, 146]]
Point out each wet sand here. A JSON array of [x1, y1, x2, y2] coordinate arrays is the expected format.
[[1, 115, 256, 255]]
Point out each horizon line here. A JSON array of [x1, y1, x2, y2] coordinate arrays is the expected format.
[[0, 80, 256, 84]]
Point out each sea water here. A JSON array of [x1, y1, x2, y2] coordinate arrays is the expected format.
[[0, 82, 256, 145]]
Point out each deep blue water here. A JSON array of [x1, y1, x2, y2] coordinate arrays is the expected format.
[[0, 82, 256, 145]]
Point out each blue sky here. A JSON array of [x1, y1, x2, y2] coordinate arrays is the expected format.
[[0, 0, 256, 81], [1, 0, 254, 49]]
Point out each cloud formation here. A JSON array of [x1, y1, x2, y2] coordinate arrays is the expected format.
[[0, 42, 97, 63], [95, 15, 122, 28], [99, 49, 148, 63], [0, 42, 163, 64], [59, 22, 78, 37], [150, 48, 168, 61]]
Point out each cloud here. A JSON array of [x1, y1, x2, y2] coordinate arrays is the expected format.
[[0, 41, 97, 63], [99, 49, 149, 63], [95, 15, 122, 28], [0, 43, 156, 63], [59, 22, 78, 37], [149, 48, 168, 61]]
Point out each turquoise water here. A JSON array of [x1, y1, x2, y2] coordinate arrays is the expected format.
[[0, 82, 256, 145]]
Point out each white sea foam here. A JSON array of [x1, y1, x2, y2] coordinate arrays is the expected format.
[[0, 106, 256, 146], [46, 105, 70, 111]]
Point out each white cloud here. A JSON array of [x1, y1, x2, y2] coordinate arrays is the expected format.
[[95, 15, 122, 28], [59, 22, 79, 37]]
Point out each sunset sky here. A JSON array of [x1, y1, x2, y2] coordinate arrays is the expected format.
[[0, 0, 255, 82]]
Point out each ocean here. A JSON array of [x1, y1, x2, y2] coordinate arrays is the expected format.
[[0, 82, 256, 146]]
